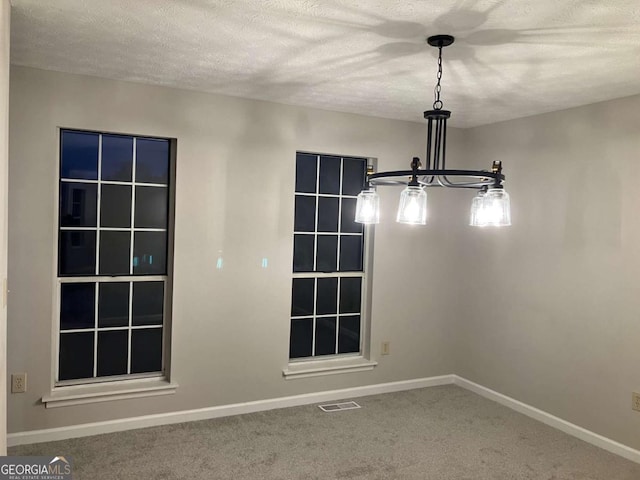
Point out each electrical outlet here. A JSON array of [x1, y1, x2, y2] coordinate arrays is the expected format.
[[633, 392, 640, 412], [381, 341, 390, 355], [11, 373, 27, 394]]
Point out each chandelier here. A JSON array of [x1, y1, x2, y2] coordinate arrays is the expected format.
[[354, 35, 511, 227]]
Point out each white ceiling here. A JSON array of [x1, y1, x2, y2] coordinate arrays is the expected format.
[[9, 0, 640, 127]]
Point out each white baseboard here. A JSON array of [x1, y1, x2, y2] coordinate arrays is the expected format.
[[8, 374, 455, 447], [9, 374, 640, 466], [453, 376, 640, 465]]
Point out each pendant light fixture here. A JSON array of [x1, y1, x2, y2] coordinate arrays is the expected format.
[[354, 187, 380, 224], [355, 35, 511, 227]]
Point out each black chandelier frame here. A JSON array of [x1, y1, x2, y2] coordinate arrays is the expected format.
[[365, 34, 506, 192]]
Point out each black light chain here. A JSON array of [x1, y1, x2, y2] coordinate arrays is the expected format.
[[433, 45, 444, 110]]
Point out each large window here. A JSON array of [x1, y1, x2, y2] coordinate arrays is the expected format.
[[289, 152, 368, 359], [56, 129, 173, 383]]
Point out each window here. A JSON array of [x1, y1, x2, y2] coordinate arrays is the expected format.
[[289, 152, 368, 359], [56, 129, 173, 384]]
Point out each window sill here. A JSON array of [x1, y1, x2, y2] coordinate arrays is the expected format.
[[283, 357, 378, 380], [42, 378, 178, 408]]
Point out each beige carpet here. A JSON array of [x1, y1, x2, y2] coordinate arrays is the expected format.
[[10, 385, 640, 479]]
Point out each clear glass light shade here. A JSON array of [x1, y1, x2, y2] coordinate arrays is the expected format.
[[396, 185, 427, 225], [470, 188, 511, 227], [469, 191, 486, 226], [354, 189, 380, 224]]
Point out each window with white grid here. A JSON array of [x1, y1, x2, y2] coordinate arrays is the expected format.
[[289, 152, 368, 359], [56, 129, 172, 383]]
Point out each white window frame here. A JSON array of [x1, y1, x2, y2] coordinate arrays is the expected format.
[[284, 152, 377, 379], [44, 128, 177, 407]]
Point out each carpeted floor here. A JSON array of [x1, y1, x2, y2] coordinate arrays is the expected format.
[[10, 385, 640, 479]]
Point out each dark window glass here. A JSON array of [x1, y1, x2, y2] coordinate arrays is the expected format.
[[99, 231, 131, 275], [315, 317, 337, 356], [295, 153, 317, 193], [294, 196, 315, 232], [316, 235, 337, 272], [290, 152, 367, 361], [293, 235, 314, 273], [340, 198, 363, 234], [319, 156, 341, 194], [58, 131, 172, 383], [317, 197, 339, 233], [59, 183, 97, 227], [61, 130, 99, 180], [136, 138, 169, 184], [339, 236, 363, 272], [133, 232, 167, 275], [135, 186, 168, 229], [97, 330, 128, 376], [59, 231, 96, 276], [98, 282, 129, 327], [133, 282, 164, 326], [338, 315, 361, 354], [316, 277, 337, 315], [59, 332, 94, 381], [102, 135, 133, 181], [60, 283, 95, 330], [289, 318, 313, 358], [340, 277, 362, 314], [291, 278, 314, 316], [100, 184, 132, 228], [131, 328, 163, 373], [342, 157, 366, 196]]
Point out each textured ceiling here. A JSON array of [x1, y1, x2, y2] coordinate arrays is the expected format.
[[9, 0, 640, 127]]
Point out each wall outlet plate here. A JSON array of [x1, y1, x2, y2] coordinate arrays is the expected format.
[[633, 392, 640, 412], [11, 373, 27, 394]]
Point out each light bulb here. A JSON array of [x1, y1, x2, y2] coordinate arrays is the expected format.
[[396, 185, 427, 225], [355, 189, 380, 224], [474, 188, 511, 227], [470, 190, 486, 226]]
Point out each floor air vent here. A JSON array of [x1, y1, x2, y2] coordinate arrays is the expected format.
[[318, 401, 361, 412]]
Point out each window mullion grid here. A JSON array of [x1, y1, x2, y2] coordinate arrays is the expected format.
[[60, 178, 167, 189], [334, 157, 345, 355], [57, 132, 171, 385], [61, 227, 165, 232], [293, 192, 356, 199], [127, 281, 133, 374], [313, 155, 320, 273], [127, 139, 137, 374], [130, 138, 137, 276], [311, 278, 317, 357], [93, 282, 98, 378], [310, 155, 326, 357], [92, 134, 103, 378], [335, 277, 341, 355], [61, 325, 161, 333], [294, 231, 359, 236], [60, 275, 167, 283], [292, 271, 363, 279], [95, 134, 102, 275], [291, 154, 367, 360], [153, 158, 169, 373]]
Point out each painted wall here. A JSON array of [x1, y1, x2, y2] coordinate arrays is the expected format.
[[7, 66, 462, 433], [12, 64, 638, 453], [456, 95, 640, 450], [0, 0, 10, 455]]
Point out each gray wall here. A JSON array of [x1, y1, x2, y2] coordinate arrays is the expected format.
[[456, 95, 640, 450], [9, 64, 640, 453], [7, 66, 461, 433], [0, 0, 10, 455]]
